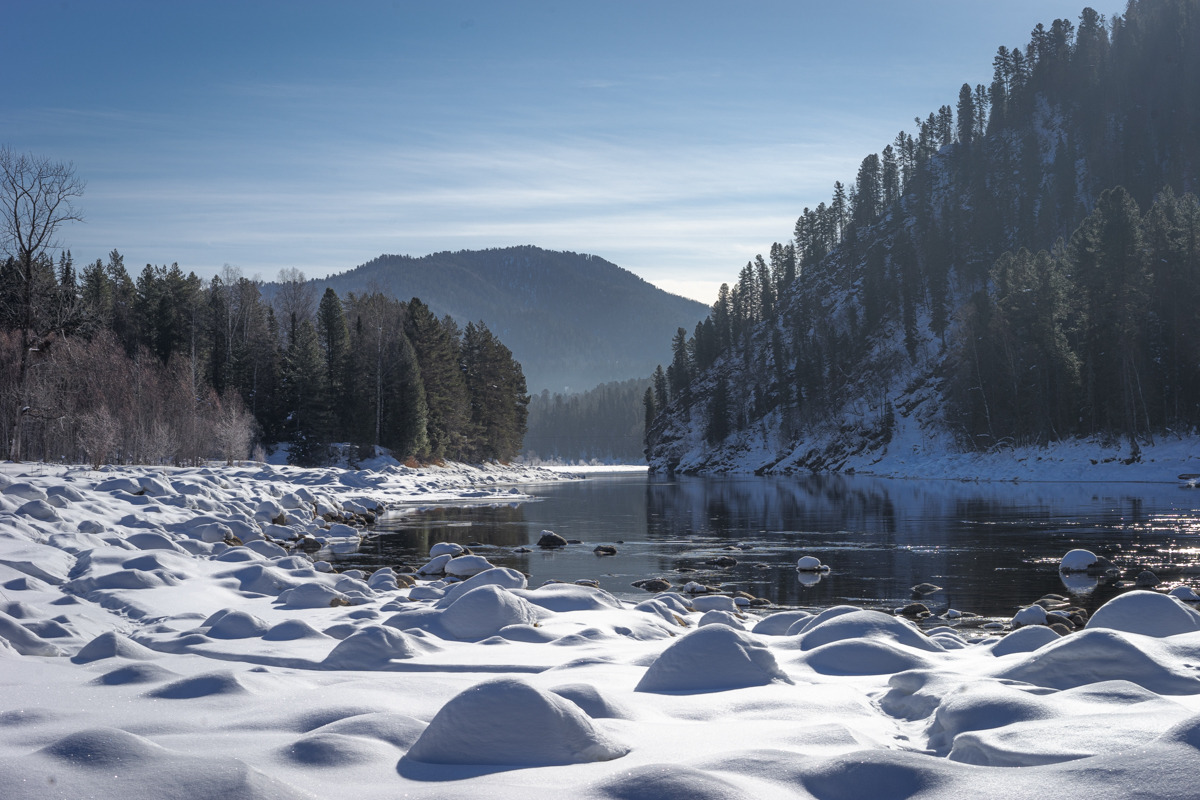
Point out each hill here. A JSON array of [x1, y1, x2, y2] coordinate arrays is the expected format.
[[268, 247, 708, 394], [647, 0, 1200, 474]]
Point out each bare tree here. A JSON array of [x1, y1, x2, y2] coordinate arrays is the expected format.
[[214, 393, 255, 464], [78, 407, 117, 469], [274, 268, 316, 338], [0, 146, 85, 460]]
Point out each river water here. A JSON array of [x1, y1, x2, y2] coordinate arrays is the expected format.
[[332, 473, 1200, 621]]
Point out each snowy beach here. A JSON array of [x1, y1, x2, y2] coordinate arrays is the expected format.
[[2, 461, 1200, 799]]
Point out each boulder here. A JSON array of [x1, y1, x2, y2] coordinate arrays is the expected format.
[[538, 531, 568, 548], [443, 554, 494, 578], [796, 556, 826, 571], [1059, 549, 1098, 572], [429, 542, 465, 558]]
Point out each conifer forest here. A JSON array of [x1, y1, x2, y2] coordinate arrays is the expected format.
[[0, 240, 529, 466], [647, 0, 1200, 471]]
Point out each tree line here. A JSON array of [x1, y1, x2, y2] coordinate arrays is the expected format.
[[0, 152, 529, 467], [646, 0, 1200, 464], [524, 378, 650, 463]]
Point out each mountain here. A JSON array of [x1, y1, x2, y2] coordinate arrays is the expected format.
[[270, 247, 708, 394], [647, 0, 1200, 473]]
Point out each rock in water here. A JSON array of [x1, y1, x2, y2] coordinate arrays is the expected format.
[[635, 625, 792, 693], [1136, 570, 1161, 588], [796, 556, 825, 571], [1059, 549, 1098, 573], [429, 542, 465, 558], [1012, 605, 1048, 628], [404, 678, 629, 766], [537, 531, 568, 548], [911, 583, 942, 596]]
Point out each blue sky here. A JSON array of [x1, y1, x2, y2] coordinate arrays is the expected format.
[[5, 0, 1097, 303]]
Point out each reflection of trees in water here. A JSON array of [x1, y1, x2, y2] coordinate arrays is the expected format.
[[336, 477, 1199, 617], [645, 475, 903, 538]]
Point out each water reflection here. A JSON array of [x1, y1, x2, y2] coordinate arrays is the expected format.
[[335, 474, 1200, 619]]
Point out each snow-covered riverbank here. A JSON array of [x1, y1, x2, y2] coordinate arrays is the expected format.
[[3, 461, 1200, 799]]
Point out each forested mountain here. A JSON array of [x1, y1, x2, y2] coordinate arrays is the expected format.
[[0, 251, 529, 467], [523, 377, 650, 463], [647, 0, 1200, 473], [266, 247, 708, 393]]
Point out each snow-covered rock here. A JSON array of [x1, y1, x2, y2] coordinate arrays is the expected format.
[[404, 678, 629, 765], [796, 555, 827, 571], [1013, 605, 1048, 628], [1085, 590, 1200, 637], [635, 625, 792, 693], [443, 554, 493, 578]]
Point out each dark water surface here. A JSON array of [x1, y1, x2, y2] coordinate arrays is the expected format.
[[331, 473, 1200, 620]]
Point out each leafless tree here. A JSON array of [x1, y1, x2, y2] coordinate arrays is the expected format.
[[0, 146, 85, 460], [274, 267, 316, 339], [214, 393, 255, 464], [78, 407, 117, 469]]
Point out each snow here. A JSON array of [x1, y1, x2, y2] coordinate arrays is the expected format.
[[5, 460, 1200, 798], [1059, 548, 1098, 572]]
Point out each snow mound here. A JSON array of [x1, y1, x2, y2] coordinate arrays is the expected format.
[[281, 732, 396, 766], [784, 605, 861, 635], [417, 554, 452, 575], [125, 532, 186, 552], [444, 554, 494, 578], [438, 585, 541, 640], [262, 619, 331, 641], [308, 711, 427, 749], [635, 625, 792, 693], [699, 610, 747, 630], [321, 626, 429, 669], [206, 609, 271, 639], [3, 482, 47, 501], [1059, 549, 1098, 572], [72, 632, 160, 663], [435, 567, 527, 606], [997, 629, 1200, 693], [1086, 590, 1200, 637], [429, 542, 465, 558], [17, 499, 59, 521], [404, 678, 629, 766], [796, 555, 828, 571], [752, 610, 813, 636], [1013, 605, 1048, 627], [0, 612, 63, 656], [149, 671, 249, 699], [796, 610, 941, 652], [94, 663, 179, 686], [992, 625, 1061, 656], [1169, 586, 1200, 602], [797, 639, 936, 676], [277, 583, 349, 609], [512, 583, 622, 612], [549, 683, 634, 719], [594, 763, 751, 800], [0, 727, 311, 800], [692, 595, 738, 613]]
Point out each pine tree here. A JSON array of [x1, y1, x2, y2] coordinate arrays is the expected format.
[[283, 316, 331, 466]]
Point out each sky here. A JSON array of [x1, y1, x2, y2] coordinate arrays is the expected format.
[[4, 0, 1099, 304]]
